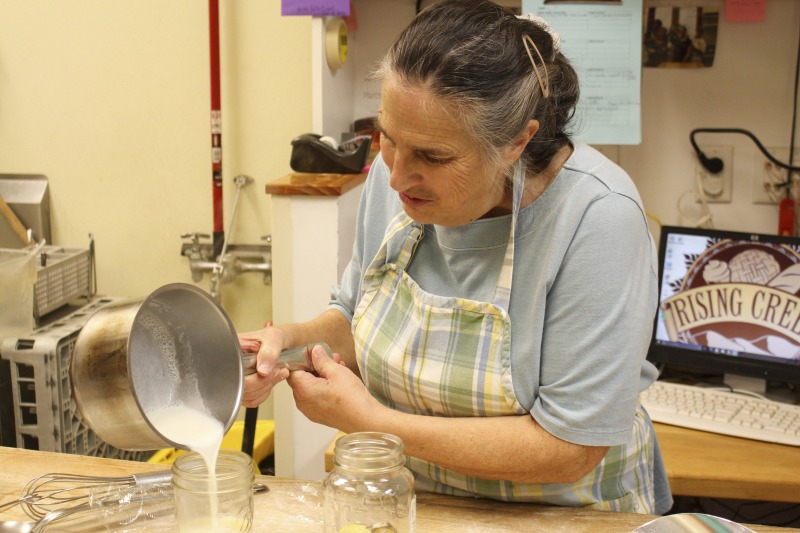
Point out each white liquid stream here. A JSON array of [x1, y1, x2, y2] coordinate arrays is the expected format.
[[147, 405, 225, 529]]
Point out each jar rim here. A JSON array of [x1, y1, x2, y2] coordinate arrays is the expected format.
[[172, 448, 254, 483], [333, 432, 405, 471]]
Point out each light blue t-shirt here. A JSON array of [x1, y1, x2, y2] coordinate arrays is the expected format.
[[332, 142, 659, 439], [329, 143, 671, 512], [331, 144, 658, 436]]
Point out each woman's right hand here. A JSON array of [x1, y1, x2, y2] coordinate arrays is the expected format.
[[238, 324, 291, 408]]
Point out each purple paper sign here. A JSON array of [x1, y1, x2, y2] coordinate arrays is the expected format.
[[281, 0, 350, 16]]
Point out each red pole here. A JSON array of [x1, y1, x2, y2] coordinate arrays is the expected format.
[[209, 0, 224, 257], [210, 0, 260, 445]]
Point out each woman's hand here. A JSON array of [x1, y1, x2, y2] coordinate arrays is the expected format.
[[238, 325, 290, 408], [287, 345, 382, 433], [238, 311, 357, 409]]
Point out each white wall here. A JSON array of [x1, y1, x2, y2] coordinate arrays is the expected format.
[[625, 2, 800, 236], [0, 1, 312, 421], [0, 2, 311, 332], [343, 0, 800, 238]]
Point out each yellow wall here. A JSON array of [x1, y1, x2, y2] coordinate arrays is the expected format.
[[0, 2, 311, 336]]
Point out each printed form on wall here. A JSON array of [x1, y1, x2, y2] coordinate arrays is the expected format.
[[522, 0, 643, 145]]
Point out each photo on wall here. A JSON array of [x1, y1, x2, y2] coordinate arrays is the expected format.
[[643, 4, 719, 68]]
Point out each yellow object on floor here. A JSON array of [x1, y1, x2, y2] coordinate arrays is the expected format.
[[147, 419, 275, 473]]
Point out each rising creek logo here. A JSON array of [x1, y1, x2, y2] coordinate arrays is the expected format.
[[662, 238, 800, 360]]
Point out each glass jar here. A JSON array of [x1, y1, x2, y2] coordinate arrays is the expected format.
[[172, 449, 254, 533], [323, 432, 416, 533]]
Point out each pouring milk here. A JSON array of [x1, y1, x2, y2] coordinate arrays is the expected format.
[[147, 404, 225, 530]]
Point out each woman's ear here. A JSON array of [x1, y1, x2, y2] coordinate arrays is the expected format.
[[503, 120, 539, 162]]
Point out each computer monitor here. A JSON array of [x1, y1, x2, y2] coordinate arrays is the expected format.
[[648, 225, 800, 388]]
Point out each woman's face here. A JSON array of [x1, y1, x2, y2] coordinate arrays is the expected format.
[[376, 79, 513, 226]]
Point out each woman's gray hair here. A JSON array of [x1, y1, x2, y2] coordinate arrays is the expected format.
[[373, 0, 579, 176]]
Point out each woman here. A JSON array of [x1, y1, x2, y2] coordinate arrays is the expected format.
[[241, 0, 672, 514]]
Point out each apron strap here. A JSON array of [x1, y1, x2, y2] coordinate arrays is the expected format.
[[363, 210, 422, 283], [492, 162, 524, 310], [365, 162, 524, 307]]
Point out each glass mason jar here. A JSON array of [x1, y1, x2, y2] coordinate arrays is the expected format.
[[323, 432, 416, 533], [172, 449, 255, 533]]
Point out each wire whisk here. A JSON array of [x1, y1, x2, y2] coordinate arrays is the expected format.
[[0, 470, 172, 520]]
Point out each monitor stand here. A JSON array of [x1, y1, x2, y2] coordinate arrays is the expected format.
[[724, 374, 800, 405], [723, 374, 766, 395]]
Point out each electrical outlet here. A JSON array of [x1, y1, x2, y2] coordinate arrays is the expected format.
[[753, 147, 800, 204], [695, 145, 732, 203]]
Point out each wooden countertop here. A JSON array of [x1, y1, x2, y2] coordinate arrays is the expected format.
[[265, 172, 366, 196], [654, 423, 800, 503], [2, 447, 793, 532]]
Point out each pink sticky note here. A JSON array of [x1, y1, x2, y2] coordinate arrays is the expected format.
[[343, 1, 358, 32], [281, 0, 350, 17], [725, 0, 765, 22]]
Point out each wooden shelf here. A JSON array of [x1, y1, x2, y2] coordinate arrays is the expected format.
[[265, 172, 366, 197]]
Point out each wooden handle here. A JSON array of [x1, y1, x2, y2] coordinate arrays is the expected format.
[[0, 195, 28, 245]]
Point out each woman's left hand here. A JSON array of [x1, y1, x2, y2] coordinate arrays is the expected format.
[[287, 344, 382, 433]]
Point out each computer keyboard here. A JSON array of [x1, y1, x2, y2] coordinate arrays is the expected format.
[[641, 380, 800, 446]]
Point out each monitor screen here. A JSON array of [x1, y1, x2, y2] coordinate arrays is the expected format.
[[648, 225, 800, 386]]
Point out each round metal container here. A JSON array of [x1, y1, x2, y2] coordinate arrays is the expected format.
[[70, 283, 243, 451]]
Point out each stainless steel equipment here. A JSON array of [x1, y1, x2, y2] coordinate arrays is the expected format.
[[0, 175, 50, 249], [180, 175, 272, 302], [0, 243, 92, 322], [70, 283, 243, 451]]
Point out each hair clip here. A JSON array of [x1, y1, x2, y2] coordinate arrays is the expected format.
[[522, 34, 550, 98]]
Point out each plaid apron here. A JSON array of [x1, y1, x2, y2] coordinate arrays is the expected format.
[[351, 165, 656, 512]]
